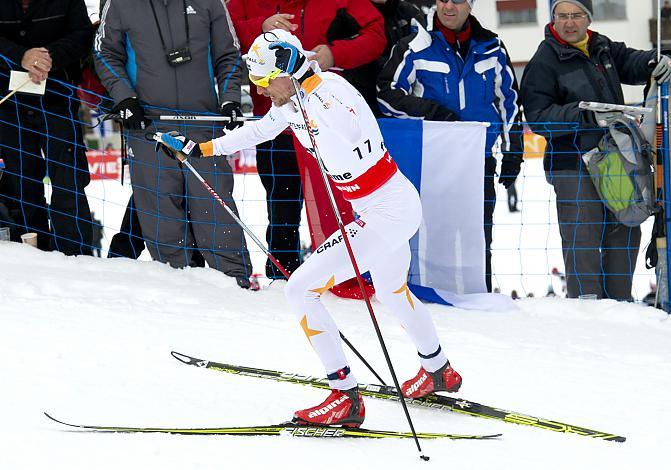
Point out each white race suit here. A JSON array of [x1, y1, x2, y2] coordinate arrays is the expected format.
[[202, 71, 449, 390]]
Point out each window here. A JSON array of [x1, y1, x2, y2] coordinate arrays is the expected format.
[[592, 0, 627, 21], [497, 0, 537, 25]]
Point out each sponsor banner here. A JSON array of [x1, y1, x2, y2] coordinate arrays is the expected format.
[[86, 148, 258, 180], [86, 150, 122, 180]]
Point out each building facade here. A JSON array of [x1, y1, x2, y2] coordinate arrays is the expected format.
[[472, 0, 655, 103]]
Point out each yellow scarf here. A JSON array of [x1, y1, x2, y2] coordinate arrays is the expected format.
[[570, 35, 590, 57]]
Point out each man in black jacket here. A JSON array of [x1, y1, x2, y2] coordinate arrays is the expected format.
[[333, 0, 426, 116], [0, 0, 95, 255], [521, 0, 671, 300]]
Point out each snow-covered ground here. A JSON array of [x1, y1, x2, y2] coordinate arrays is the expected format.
[[1, 240, 670, 470]]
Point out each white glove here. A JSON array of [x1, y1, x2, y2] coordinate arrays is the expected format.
[[153, 131, 201, 160], [652, 55, 671, 84], [593, 110, 623, 128]]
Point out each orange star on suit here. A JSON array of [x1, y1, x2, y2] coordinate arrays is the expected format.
[[393, 280, 415, 310], [309, 274, 335, 295], [300, 315, 324, 344]]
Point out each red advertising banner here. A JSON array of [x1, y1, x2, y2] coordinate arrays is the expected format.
[[86, 148, 258, 181], [86, 150, 122, 181], [228, 148, 258, 174]]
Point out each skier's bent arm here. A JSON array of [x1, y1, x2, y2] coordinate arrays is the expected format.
[[200, 108, 289, 156]]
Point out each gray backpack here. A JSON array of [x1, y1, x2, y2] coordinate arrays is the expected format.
[[582, 117, 657, 227]]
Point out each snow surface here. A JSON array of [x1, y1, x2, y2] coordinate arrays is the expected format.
[[2, 240, 670, 470]]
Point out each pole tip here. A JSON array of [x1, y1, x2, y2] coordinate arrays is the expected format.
[[420, 455, 430, 462]]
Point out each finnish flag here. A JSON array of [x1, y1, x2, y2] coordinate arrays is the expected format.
[[379, 119, 514, 311]]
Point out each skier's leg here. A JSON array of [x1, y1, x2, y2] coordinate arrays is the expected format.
[[286, 173, 428, 422], [369, 243, 446, 371], [284, 224, 369, 391], [369, 243, 462, 398], [286, 219, 390, 426]]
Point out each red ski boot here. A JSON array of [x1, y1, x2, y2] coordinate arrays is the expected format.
[[401, 362, 462, 399], [293, 388, 365, 428]]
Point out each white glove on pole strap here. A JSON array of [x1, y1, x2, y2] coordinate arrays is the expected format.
[[653, 55, 671, 84], [593, 110, 624, 128], [153, 131, 202, 161]]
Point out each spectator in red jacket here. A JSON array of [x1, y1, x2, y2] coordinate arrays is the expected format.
[[227, 0, 386, 290]]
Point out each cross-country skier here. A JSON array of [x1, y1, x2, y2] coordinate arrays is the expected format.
[[154, 30, 462, 428]]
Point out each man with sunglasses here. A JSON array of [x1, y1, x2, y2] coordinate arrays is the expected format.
[[377, 0, 524, 294], [154, 29, 463, 428], [521, 0, 671, 300]]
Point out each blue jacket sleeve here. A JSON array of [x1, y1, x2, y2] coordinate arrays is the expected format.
[[495, 41, 523, 160], [376, 33, 457, 120]]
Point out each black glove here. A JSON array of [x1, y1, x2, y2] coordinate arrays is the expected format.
[[425, 104, 458, 121], [326, 8, 361, 43], [499, 158, 522, 189], [112, 97, 150, 130], [220, 102, 244, 131], [269, 41, 310, 79]]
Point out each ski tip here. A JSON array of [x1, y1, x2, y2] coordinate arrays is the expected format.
[[170, 351, 193, 364], [171, 351, 209, 368], [43, 412, 64, 426]]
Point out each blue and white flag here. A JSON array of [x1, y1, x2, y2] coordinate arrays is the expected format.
[[379, 119, 514, 311]]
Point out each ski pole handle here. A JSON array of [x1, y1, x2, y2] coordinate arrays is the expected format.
[[155, 115, 260, 122], [151, 132, 189, 163], [102, 113, 260, 123], [579, 101, 653, 116]]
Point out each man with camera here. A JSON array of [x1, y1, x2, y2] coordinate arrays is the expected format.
[[94, 0, 252, 286]]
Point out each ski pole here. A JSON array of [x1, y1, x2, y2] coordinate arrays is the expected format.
[[102, 113, 260, 123], [578, 101, 653, 116], [289, 77, 428, 461], [155, 115, 260, 122], [150, 135, 388, 384]]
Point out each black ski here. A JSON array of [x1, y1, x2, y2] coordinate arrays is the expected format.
[[44, 412, 500, 440], [171, 351, 626, 442]]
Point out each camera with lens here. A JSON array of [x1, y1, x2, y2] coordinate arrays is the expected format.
[[167, 47, 192, 66]]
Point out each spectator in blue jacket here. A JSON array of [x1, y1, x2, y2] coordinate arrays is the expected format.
[[377, 0, 523, 292]]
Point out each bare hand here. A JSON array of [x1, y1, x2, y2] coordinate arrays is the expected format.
[[262, 14, 297, 33], [311, 44, 334, 71], [22, 48, 52, 83]]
